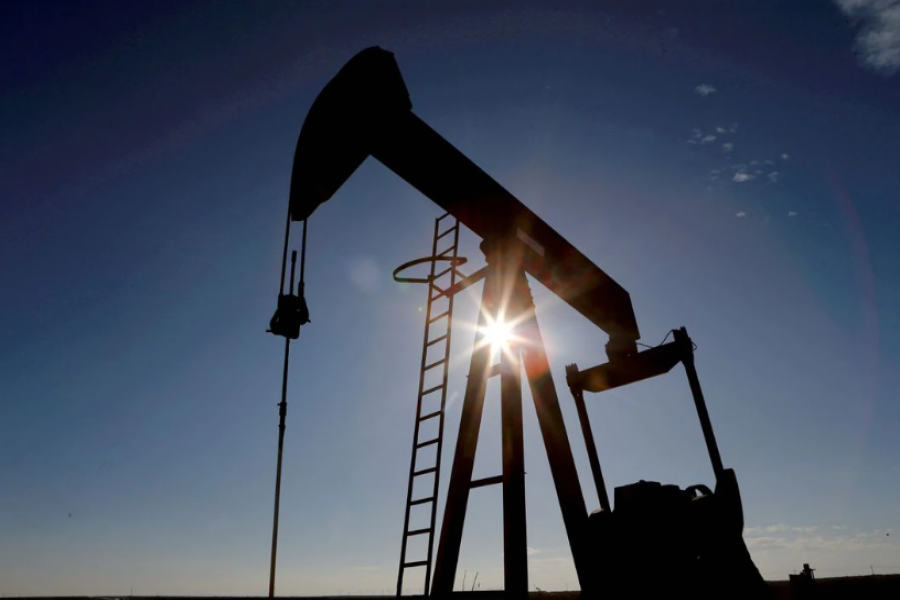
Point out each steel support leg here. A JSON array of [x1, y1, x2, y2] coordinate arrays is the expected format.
[[431, 272, 496, 596], [433, 259, 590, 597], [500, 328, 528, 599], [512, 271, 592, 589]]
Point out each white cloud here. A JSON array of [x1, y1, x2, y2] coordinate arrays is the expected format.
[[734, 171, 755, 182], [695, 83, 717, 96], [736, 211, 747, 217], [744, 525, 900, 579], [688, 129, 718, 145], [716, 123, 738, 134], [781, 153, 790, 160], [835, 0, 900, 75], [748, 524, 781, 534], [527, 546, 542, 555], [768, 171, 781, 182], [722, 142, 734, 152], [788, 211, 798, 217]]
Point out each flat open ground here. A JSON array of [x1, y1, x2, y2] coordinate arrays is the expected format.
[[9, 577, 900, 600]]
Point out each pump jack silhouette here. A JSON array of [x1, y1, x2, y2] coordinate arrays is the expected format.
[[268, 47, 774, 600]]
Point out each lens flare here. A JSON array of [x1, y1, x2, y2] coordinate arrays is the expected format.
[[481, 317, 514, 351]]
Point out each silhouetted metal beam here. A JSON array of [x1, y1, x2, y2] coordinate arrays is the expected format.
[[570, 341, 682, 394], [565, 364, 610, 512], [673, 327, 725, 481], [287, 46, 640, 354]]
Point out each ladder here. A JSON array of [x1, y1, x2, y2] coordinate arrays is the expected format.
[[396, 213, 462, 597]]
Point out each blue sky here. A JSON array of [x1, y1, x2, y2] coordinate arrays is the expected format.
[[2, 0, 900, 595]]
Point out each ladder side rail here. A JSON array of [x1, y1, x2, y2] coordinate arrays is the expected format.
[[423, 218, 460, 595], [396, 215, 444, 596]]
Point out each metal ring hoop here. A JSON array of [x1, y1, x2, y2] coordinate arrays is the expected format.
[[393, 256, 467, 284]]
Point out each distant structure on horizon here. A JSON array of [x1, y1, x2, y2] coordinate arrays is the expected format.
[[789, 563, 817, 599]]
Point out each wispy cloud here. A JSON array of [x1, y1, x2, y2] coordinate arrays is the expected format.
[[717, 160, 781, 185], [835, 0, 900, 75], [788, 211, 798, 217], [781, 153, 790, 160], [747, 525, 900, 580], [694, 83, 717, 96], [746, 526, 896, 553], [747, 524, 819, 534], [736, 211, 747, 218], [688, 129, 719, 144], [689, 123, 736, 151]]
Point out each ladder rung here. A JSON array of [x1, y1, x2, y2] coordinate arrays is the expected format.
[[404, 560, 429, 568], [434, 223, 459, 240], [407, 527, 432, 536], [421, 384, 444, 397], [416, 438, 439, 449], [436, 246, 454, 258], [470, 475, 503, 489], [419, 409, 442, 421], [424, 358, 447, 371], [426, 334, 449, 347], [410, 496, 435, 506], [489, 363, 502, 378], [414, 466, 437, 477], [437, 213, 452, 223], [428, 310, 450, 324], [433, 265, 454, 279], [436, 224, 458, 241]]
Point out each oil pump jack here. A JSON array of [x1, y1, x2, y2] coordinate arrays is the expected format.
[[268, 47, 773, 599]]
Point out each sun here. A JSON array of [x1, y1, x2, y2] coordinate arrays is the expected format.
[[460, 303, 530, 365], [480, 316, 514, 352]]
